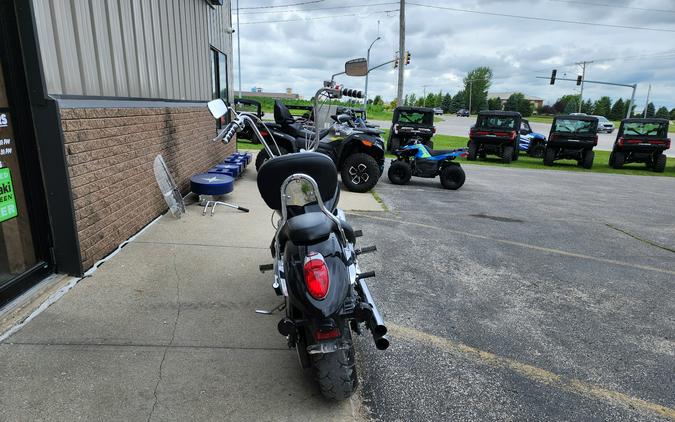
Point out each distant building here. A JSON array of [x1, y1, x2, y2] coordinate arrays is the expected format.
[[236, 89, 300, 100], [489, 92, 544, 110]]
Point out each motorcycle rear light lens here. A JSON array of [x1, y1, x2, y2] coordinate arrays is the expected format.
[[314, 327, 341, 341], [259, 130, 269, 136], [304, 254, 330, 300], [361, 140, 374, 147]]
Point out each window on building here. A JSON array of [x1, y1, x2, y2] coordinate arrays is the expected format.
[[211, 48, 228, 100]]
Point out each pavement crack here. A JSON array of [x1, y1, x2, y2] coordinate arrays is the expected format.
[[147, 245, 182, 422], [605, 223, 675, 254]]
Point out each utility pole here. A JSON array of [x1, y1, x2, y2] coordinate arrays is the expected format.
[[468, 79, 472, 115], [576, 61, 592, 113], [422, 85, 428, 106], [643, 84, 652, 118], [236, 0, 242, 99], [396, 0, 405, 106]]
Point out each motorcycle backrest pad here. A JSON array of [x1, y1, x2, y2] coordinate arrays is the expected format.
[[257, 151, 338, 211], [274, 100, 296, 125]]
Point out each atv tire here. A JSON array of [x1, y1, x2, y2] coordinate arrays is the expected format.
[[255, 145, 289, 172], [467, 141, 478, 161], [654, 153, 667, 173], [502, 146, 514, 164], [528, 143, 545, 158], [341, 153, 380, 193], [611, 151, 625, 169], [543, 147, 555, 166], [512, 145, 520, 162], [581, 150, 594, 169], [311, 330, 358, 401], [440, 164, 466, 190], [388, 160, 412, 185]]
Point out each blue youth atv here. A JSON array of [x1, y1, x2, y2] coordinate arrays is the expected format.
[[518, 119, 547, 157], [387, 142, 467, 190]]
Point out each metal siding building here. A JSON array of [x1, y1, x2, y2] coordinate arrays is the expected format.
[[0, 0, 235, 299], [31, 0, 233, 102]]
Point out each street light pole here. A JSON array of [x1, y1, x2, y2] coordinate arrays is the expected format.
[[396, 0, 405, 106], [363, 36, 381, 107]]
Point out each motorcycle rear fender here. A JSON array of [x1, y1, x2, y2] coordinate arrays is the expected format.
[[283, 233, 351, 319]]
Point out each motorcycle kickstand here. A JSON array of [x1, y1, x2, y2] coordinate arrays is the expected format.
[[255, 301, 286, 315]]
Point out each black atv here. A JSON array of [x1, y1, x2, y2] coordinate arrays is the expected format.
[[255, 100, 385, 193], [544, 115, 598, 169], [467, 111, 521, 164], [387, 106, 435, 152], [609, 118, 670, 172]]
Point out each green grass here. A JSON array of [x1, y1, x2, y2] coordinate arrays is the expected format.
[[370, 189, 389, 211], [239, 130, 675, 178]]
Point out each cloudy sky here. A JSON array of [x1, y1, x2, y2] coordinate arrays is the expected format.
[[234, 0, 675, 110]]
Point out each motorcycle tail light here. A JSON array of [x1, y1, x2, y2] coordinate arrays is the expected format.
[[259, 130, 269, 137], [304, 253, 329, 300], [361, 139, 374, 147], [314, 327, 341, 341]]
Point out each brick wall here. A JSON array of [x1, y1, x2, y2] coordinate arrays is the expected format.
[[60, 106, 235, 270]]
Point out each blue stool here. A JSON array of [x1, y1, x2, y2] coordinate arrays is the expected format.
[[190, 173, 248, 215], [222, 158, 245, 172], [209, 163, 240, 178]]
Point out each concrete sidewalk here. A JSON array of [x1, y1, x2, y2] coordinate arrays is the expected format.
[[0, 164, 382, 421]]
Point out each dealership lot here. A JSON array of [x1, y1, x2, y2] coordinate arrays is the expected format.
[[350, 164, 674, 421]]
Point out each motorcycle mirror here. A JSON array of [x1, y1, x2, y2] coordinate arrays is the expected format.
[[207, 99, 228, 119], [345, 58, 368, 77]]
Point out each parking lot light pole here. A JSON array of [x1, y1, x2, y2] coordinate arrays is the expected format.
[[364, 36, 381, 107]]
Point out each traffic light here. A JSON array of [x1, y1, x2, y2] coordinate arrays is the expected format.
[[576, 75, 582, 85], [393, 58, 399, 69], [550, 69, 557, 85], [405, 51, 411, 65]]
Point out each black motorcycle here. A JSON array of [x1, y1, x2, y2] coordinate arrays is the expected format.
[[206, 67, 388, 400], [253, 100, 386, 193]]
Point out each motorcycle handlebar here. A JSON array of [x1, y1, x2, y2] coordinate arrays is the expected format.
[[213, 121, 239, 144], [341, 88, 363, 99]]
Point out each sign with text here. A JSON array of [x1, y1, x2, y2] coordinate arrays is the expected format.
[[0, 167, 17, 222]]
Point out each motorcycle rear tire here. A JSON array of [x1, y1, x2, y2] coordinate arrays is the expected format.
[[311, 328, 358, 401]]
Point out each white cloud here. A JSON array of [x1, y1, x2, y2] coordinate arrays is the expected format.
[[235, 0, 675, 109]]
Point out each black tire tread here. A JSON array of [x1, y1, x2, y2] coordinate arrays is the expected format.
[[440, 164, 466, 190], [341, 153, 380, 193], [311, 338, 357, 401], [387, 160, 412, 185]]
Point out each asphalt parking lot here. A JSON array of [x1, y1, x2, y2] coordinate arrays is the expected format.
[[349, 164, 675, 421]]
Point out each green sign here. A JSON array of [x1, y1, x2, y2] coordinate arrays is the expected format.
[[0, 167, 17, 223]]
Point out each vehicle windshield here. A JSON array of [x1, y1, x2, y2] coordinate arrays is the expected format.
[[476, 115, 518, 130], [398, 110, 432, 125], [553, 119, 595, 134], [623, 121, 668, 137]]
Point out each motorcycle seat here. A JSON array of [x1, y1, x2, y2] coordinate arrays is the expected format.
[[281, 213, 335, 246], [279, 212, 356, 248], [282, 122, 329, 141]]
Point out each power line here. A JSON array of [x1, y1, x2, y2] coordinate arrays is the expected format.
[[236, 0, 325, 10], [237, 2, 397, 15], [240, 9, 399, 25], [407, 2, 675, 33], [549, 0, 675, 14]]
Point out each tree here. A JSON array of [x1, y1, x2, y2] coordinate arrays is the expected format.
[[564, 99, 578, 114], [415, 97, 425, 107], [539, 104, 556, 115], [646, 102, 655, 118], [553, 99, 566, 113], [434, 90, 444, 107], [449, 91, 465, 113], [655, 106, 670, 119], [373, 95, 384, 106], [424, 92, 435, 107], [592, 96, 612, 117], [407, 93, 416, 107], [403, 94, 410, 106], [503, 93, 533, 117], [609, 98, 625, 121], [581, 99, 593, 114], [463, 67, 493, 114], [441, 93, 453, 112], [487, 97, 502, 110], [670, 108, 675, 120]]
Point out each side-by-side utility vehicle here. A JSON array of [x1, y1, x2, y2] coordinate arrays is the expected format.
[[544, 115, 598, 169], [609, 118, 670, 172], [467, 111, 522, 163]]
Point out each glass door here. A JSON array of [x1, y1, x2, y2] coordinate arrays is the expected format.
[[0, 59, 40, 287]]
